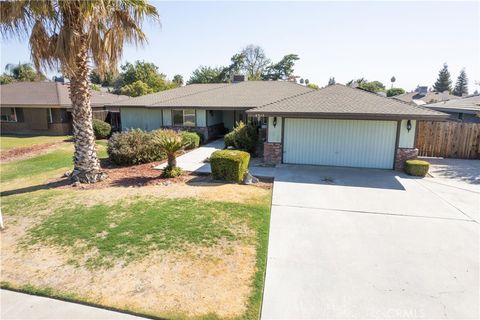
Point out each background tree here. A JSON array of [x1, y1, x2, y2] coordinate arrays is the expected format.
[[4, 62, 45, 82], [173, 74, 184, 86], [386, 87, 405, 97], [187, 66, 226, 84], [0, 1, 159, 183], [299, 78, 304, 84], [328, 77, 336, 86], [120, 80, 154, 97], [452, 68, 468, 96], [90, 69, 117, 87], [263, 54, 299, 80], [305, 79, 310, 85], [114, 61, 177, 95], [390, 76, 396, 88], [347, 78, 385, 92], [240, 45, 270, 80], [0, 74, 14, 84], [307, 83, 319, 89], [433, 63, 452, 93]]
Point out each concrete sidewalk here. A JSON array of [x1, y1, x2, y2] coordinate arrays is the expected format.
[[154, 139, 275, 177], [1, 290, 145, 319]]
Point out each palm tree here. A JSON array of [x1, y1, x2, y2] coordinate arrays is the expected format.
[[0, 1, 158, 183], [154, 130, 185, 169]]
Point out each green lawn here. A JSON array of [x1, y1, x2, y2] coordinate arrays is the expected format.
[[0, 135, 70, 151], [28, 197, 269, 269], [0, 140, 108, 184]]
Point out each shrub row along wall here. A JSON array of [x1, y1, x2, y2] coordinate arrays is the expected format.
[[416, 121, 480, 159]]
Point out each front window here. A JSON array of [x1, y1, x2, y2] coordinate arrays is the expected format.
[[172, 109, 195, 127], [1, 107, 17, 122]]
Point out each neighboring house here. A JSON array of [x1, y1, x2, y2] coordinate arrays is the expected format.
[[112, 80, 447, 170], [423, 95, 480, 123], [0, 82, 128, 134], [393, 86, 459, 105]]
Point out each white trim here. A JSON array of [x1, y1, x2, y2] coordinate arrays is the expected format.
[[47, 108, 53, 123], [0, 107, 17, 122]]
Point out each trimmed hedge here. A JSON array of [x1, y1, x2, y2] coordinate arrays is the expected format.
[[210, 150, 250, 182], [92, 119, 111, 139], [107, 129, 165, 165], [404, 159, 430, 177], [180, 131, 201, 150]]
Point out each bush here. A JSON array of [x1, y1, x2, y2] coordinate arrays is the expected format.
[[387, 87, 406, 97], [161, 166, 183, 178], [224, 131, 235, 148], [404, 159, 430, 177], [180, 131, 201, 150], [224, 121, 258, 152], [92, 119, 112, 139], [107, 129, 165, 165], [210, 150, 250, 182]]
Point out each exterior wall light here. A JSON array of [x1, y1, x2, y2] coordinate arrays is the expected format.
[[407, 120, 412, 132], [273, 116, 277, 127]]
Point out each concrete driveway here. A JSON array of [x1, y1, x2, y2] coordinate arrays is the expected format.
[[262, 165, 479, 319]]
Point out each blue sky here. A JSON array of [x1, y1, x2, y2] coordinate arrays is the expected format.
[[1, 1, 479, 92]]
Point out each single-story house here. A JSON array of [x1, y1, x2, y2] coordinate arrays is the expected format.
[[0, 81, 128, 134], [393, 86, 459, 106], [109, 80, 312, 139], [422, 95, 480, 123], [111, 80, 447, 170]]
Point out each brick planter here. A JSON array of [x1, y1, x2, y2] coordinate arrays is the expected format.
[[395, 148, 418, 170], [264, 142, 282, 165]]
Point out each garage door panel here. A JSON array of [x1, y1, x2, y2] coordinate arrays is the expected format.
[[284, 119, 397, 169]]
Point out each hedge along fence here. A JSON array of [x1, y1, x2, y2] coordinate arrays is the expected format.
[[210, 150, 250, 183]]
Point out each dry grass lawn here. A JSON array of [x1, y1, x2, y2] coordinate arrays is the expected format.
[[0, 136, 272, 319]]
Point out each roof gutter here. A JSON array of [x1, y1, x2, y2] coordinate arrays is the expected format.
[[245, 111, 450, 121]]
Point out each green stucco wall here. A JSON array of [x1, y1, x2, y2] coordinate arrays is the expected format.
[[398, 120, 416, 148], [121, 107, 163, 131]]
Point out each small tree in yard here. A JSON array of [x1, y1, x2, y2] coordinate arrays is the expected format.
[[0, 1, 159, 183], [155, 130, 185, 178]]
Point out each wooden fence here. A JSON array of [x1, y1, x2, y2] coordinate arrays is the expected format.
[[416, 121, 480, 159]]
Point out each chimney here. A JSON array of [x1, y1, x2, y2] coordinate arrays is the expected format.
[[232, 74, 247, 83]]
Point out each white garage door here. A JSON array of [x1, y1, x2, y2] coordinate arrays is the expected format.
[[283, 119, 397, 169]]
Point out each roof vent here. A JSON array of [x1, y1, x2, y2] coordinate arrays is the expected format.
[[415, 86, 428, 95], [232, 75, 247, 83]]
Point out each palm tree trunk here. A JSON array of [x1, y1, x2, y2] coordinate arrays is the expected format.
[[167, 153, 177, 168], [69, 35, 106, 183]]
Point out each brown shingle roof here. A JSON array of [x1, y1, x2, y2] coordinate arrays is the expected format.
[[0, 81, 128, 107], [392, 91, 459, 104], [247, 84, 448, 120], [152, 81, 313, 108], [110, 81, 313, 109], [111, 83, 229, 107]]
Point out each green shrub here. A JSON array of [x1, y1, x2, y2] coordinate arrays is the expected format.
[[161, 166, 183, 178], [225, 121, 258, 152], [107, 129, 165, 165], [387, 87, 406, 97], [180, 131, 201, 150], [404, 159, 430, 177], [224, 131, 235, 148], [210, 150, 250, 182], [92, 119, 111, 139]]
